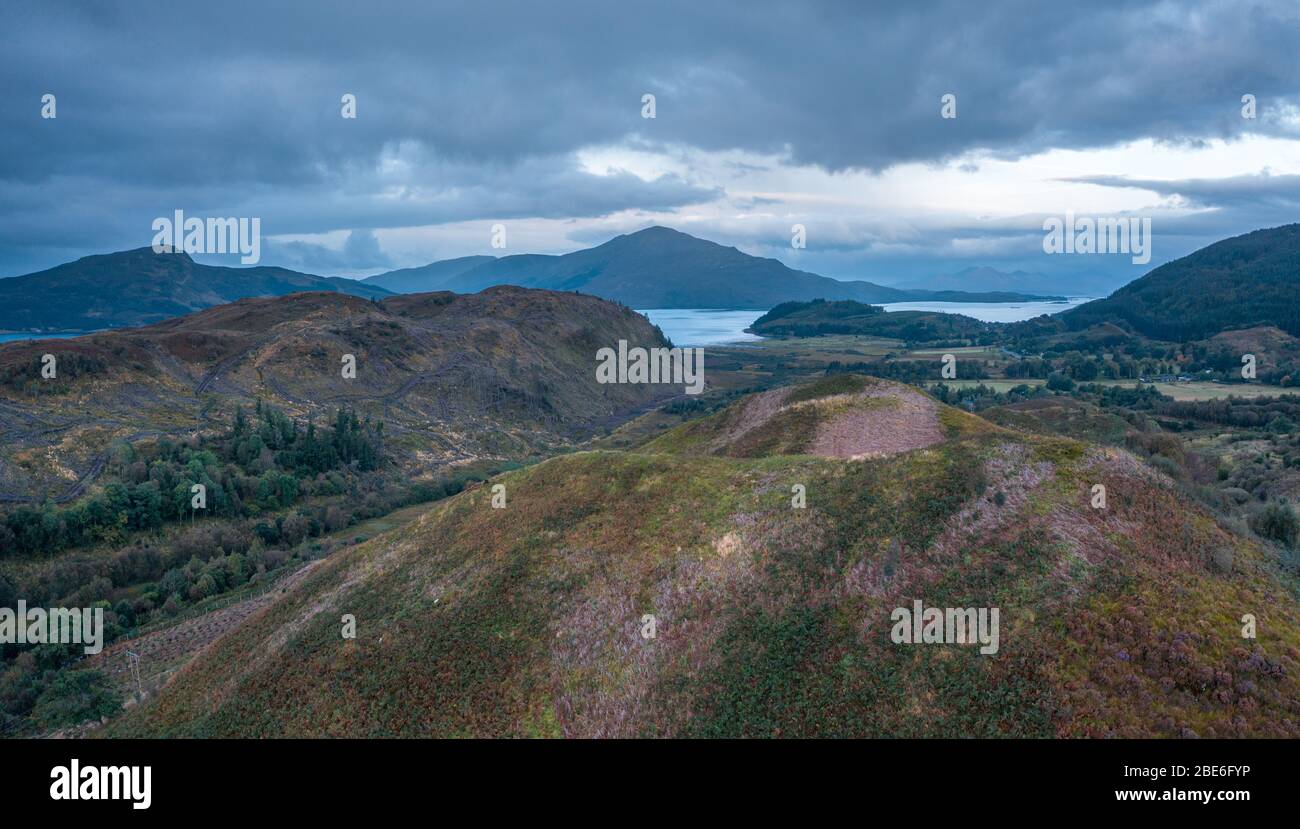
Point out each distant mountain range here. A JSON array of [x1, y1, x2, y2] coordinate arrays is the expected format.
[[362, 226, 1061, 308], [7, 222, 1300, 340], [0, 247, 390, 332], [0, 228, 1063, 332], [1063, 223, 1300, 341], [891, 266, 1124, 298]]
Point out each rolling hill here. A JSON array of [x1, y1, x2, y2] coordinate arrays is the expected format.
[[106, 374, 1300, 737], [0, 286, 677, 501], [360, 255, 496, 293], [367, 227, 1060, 309], [0, 247, 392, 332], [0, 230, 1061, 332], [1063, 223, 1300, 340]]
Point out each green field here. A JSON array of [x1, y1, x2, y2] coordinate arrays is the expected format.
[[910, 346, 1001, 357], [1090, 380, 1289, 401], [939, 378, 1290, 401]]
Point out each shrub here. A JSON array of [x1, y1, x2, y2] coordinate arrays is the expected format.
[[31, 671, 119, 730], [161, 593, 183, 616], [1252, 501, 1299, 548], [1149, 454, 1183, 481], [187, 573, 217, 602], [1046, 372, 1075, 392]]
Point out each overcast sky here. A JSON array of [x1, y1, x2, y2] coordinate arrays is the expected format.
[[4, 0, 1300, 289]]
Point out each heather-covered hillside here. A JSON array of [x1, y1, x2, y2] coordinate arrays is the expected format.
[[0, 286, 678, 501], [109, 376, 1300, 737]]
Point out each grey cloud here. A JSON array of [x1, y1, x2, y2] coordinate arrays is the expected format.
[[1058, 171, 1300, 256], [1062, 171, 1300, 209], [4, 0, 1300, 273]]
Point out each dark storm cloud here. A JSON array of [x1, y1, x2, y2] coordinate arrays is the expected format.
[[2, 0, 1300, 274]]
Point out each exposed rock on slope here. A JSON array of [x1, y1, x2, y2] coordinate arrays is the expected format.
[[641, 375, 955, 459]]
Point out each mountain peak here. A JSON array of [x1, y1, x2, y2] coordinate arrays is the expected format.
[[611, 225, 720, 249], [80, 246, 196, 265], [625, 225, 691, 238], [0, 247, 386, 331]]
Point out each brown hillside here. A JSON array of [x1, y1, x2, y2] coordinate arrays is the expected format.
[[0, 287, 677, 500]]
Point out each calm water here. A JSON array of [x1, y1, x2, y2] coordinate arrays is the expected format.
[[637, 309, 766, 347], [876, 297, 1094, 323], [0, 332, 87, 344], [640, 298, 1096, 346]]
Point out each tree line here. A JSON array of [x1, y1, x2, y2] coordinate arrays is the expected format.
[[0, 402, 385, 558]]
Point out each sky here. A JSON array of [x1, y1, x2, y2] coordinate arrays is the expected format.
[[4, 0, 1300, 291]]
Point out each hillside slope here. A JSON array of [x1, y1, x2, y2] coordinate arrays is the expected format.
[[360, 255, 496, 293], [1063, 223, 1300, 340], [0, 248, 390, 332], [0, 286, 676, 500], [108, 375, 1300, 737]]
